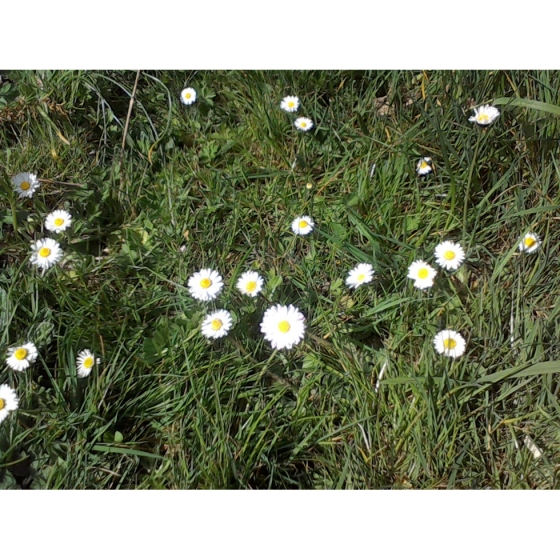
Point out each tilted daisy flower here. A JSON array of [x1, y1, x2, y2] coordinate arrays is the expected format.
[[468, 104, 500, 127], [30, 238, 63, 271], [433, 330, 466, 359], [407, 260, 437, 289], [280, 96, 300, 113], [5, 342, 38, 372], [236, 271, 264, 297], [201, 310, 233, 340], [416, 157, 433, 176], [11, 172, 40, 198], [187, 268, 224, 301], [294, 117, 313, 132], [346, 263, 375, 289], [291, 215, 314, 236], [260, 304, 306, 350], [180, 87, 197, 105], [518, 232, 541, 254], [0, 385, 19, 425], [76, 349, 98, 378], [434, 241, 466, 271], [45, 209, 72, 234]]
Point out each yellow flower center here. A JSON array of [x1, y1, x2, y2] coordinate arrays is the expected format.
[[211, 319, 223, 331], [418, 268, 429, 279], [278, 320, 291, 333], [288, 101, 295, 107], [478, 114, 489, 122], [15, 348, 28, 360], [299, 220, 309, 229], [185, 92, 191, 99], [357, 273, 365, 281], [200, 278, 212, 289], [246, 281, 257, 292], [0, 398, 5, 411], [443, 338, 457, 350], [524, 237, 536, 248], [21, 181, 31, 190], [420, 161, 429, 169], [299, 121, 307, 128], [83, 357, 94, 369], [54, 217, 65, 226], [444, 250, 456, 261], [39, 247, 51, 258]]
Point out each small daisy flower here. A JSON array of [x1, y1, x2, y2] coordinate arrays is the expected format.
[[294, 117, 313, 132], [0, 385, 19, 425], [433, 330, 466, 359], [434, 241, 466, 271], [187, 268, 224, 301], [236, 271, 264, 297], [5, 342, 38, 372], [45, 209, 72, 234], [201, 310, 233, 340], [76, 349, 97, 378], [416, 157, 433, 176], [346, 263, 375, 289], [30, 238, 63, 271], [291, 215, 314, 235], [407, 260, 437, 289], [280, 96, 300, 113], [518, 232, 541, 254], [260, 304, 306, 350], [468, 104, 500, 126], [180, 87, 197, 106], [11, 172, 40, 198]]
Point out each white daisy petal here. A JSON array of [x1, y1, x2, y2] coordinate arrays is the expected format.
[[201, 310, 233, 340], [11, 172, 40, 198], [433, 330, 466, 359], [345, 263, 375, 289], [76, 349, 97, 378], [294, 117, 313, 132], [280, 96, 300, 113], [0, 384, 19, 425], [236, 271, 264, 297], [30, 238, 64, 271], [260, 304, 306, 350], [468, 104, 500, 126], [416, 157, 433, 176], [407, 260, 437, 289], [291, 215, 314, 236], [518, 232, 541, 254], [434, 241, 466, 271], [5, 342, 38, 372], [45, 209, 72, 234], [187, 268, 224, 301], [180, 87, 197, 106]]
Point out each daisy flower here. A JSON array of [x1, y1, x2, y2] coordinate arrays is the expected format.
[[180, 87, 197, 106], [518, 232, 541, 254], [407, 260, 437, 289], [201, 310, 233, 340], [187, 268, 224, 301], [280, 96, 300, 113], [416, 157, 433, 176], [291, 215, 314, 235], [434, 241, 466, 271], [468, 104, 500, 126], [346, 263, 375, 289], [76, 349, 98, 378], [11, 172, 40, 198], [5, 342, 38, 372], [294, 117, 313, 132], [236, 271, 264, 297], [260, 304, 306, 350], [45, 209, 72, 234], [30, 238, 63, 271], [433, 330, 466, 359], [0, 385, 19, 425]]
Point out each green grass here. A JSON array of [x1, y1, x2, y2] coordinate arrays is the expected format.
[[2, 70, 560, 488]]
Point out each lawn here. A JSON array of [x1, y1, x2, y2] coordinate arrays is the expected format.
[[2, 70, 560, 489]]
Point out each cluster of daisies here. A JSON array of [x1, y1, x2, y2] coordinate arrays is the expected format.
[[280, 95, 314, 132], [2, 173, 101, 426]]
